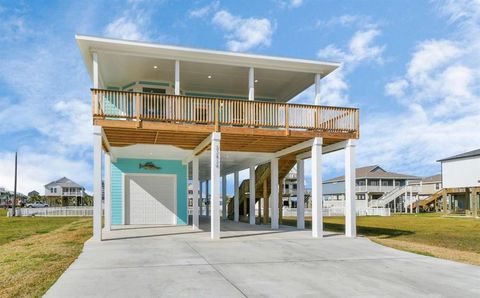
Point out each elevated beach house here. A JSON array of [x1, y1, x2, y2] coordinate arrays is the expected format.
[[44, 177, 86, 206], [76, 35, 360, 241]]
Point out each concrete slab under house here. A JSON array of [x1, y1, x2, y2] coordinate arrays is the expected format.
[[76, 34, 360, 241]]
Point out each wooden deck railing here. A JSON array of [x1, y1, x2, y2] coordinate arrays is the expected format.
[[92, 89, 359, 134]]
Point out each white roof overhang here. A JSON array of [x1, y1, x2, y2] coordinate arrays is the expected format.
[[76, 34, 340, 102]]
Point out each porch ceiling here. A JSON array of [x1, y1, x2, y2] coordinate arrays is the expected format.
[[102, 126, 343, 154], [77, 34, 339, 102]]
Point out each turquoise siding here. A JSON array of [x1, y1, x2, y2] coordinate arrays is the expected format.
[[110, 158, 188, 225]]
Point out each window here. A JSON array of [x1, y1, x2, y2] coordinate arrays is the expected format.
[[435, 183, 441, 190], [143, 87, 166, 94], [292, 184, 297, 189], [357, 180, 365, 186]]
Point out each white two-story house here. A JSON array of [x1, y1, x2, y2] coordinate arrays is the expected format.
[[44, 177, 85, 206], [77, 35, 361, 241]]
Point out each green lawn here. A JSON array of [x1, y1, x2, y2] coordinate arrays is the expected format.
[[283, 213, 480, 265], [0, 209, 92, 297]]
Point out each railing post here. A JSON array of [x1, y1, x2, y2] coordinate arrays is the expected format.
[[285, 104, 289, 135], [314, 106, 320, 129], [135, 93, 141, 127], [355, 109, 360, 138]]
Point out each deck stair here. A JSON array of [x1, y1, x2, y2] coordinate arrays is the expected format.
[[413, 189, 444, 211], [227, 158, 296, 221], [370, 186, 407, 208]]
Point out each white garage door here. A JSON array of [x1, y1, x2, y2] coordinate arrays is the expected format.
[[125, 174, 176, 225]]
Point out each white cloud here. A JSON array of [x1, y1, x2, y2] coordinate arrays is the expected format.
[[316, 14, 375, 29], [385, 79, 408, 98], [103, 4, 151, 41], [370, 0, 480, 175], [276, 0, 304, 9], [0, 27, 93, 194], [314, 27, 385, 106], [212, 10, 274, 52], [188, 1, 219, 18]]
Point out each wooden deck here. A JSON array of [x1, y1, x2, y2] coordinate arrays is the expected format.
[[92, 89, 359, 153]]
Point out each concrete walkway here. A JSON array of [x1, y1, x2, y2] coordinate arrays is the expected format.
[[46, 218, 480, 297]]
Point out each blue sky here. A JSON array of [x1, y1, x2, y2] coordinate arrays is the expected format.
[[0, 0, 479, 194]]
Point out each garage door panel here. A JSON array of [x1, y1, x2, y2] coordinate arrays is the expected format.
[[125, 175, 176, 225]]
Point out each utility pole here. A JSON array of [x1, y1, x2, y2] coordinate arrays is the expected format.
[[12, 151, 17, 217]]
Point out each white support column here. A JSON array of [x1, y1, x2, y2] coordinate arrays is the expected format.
[[92, 126, 102, 241], [409, 187, 413, 214], [199, 181, 203, 216], [175, 60, 180, 95], [206, 180, 210, 217], [314, 73, 321, 105], [104, 153, 111, 232], [311, 137, 323, 238], [222, 175, 227, 220], [93, 52, 99, 89], [248, 67, 255, 100], [234, 171, 240, 222], [210, 132, 221, 239], [296, 157, 305, 229], [192, 157, 199, 229], [270, 158, 279, 229], [249, 166, 256, 225], [345, 139, 356, 238]]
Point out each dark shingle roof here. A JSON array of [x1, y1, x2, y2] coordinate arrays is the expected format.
[[325, 165, 420, 183], [44, 177, 84, 188], [421, 174, 442, 183], [437, 149, 480, 162]]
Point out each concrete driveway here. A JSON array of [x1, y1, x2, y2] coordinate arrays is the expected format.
[[45, 218, 480, 297]]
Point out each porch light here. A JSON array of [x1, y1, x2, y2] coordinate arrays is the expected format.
[[153, 65, 158, 69], [207, 75, 212, 79], [255, 79, 258, 83]]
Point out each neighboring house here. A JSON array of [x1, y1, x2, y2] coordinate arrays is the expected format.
[[28, 190, 40, 198], [0, 190, 27, 207], [437, 149, 480, 216], [408, 174, 442, 196], [77, 35, 360, 241], [323, 165, 420, 209], [282, 166, 311, 208], [44, 177, 85, 206]]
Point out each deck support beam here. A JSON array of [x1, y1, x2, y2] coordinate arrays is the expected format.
[[210, 132, 221, 239], [192, 157, 199, 229], [296, 157, 305, 229], [249, 67, 254, 100], [314, 73, 321, 105], [104, 153, 111, 232], [206, 180, 210, 217], [199, 181, 203, 216], [92, 125, 102, 241], [311, 137, 323, 238], [270, 158, 279, 229], [175, 60, 180, 95], [249, 166, 256, 225], [234, 171, 240, 222], [345, 139, 356, 238]]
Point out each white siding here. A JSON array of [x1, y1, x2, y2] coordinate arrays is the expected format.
[[442, 156, 480, 188]]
